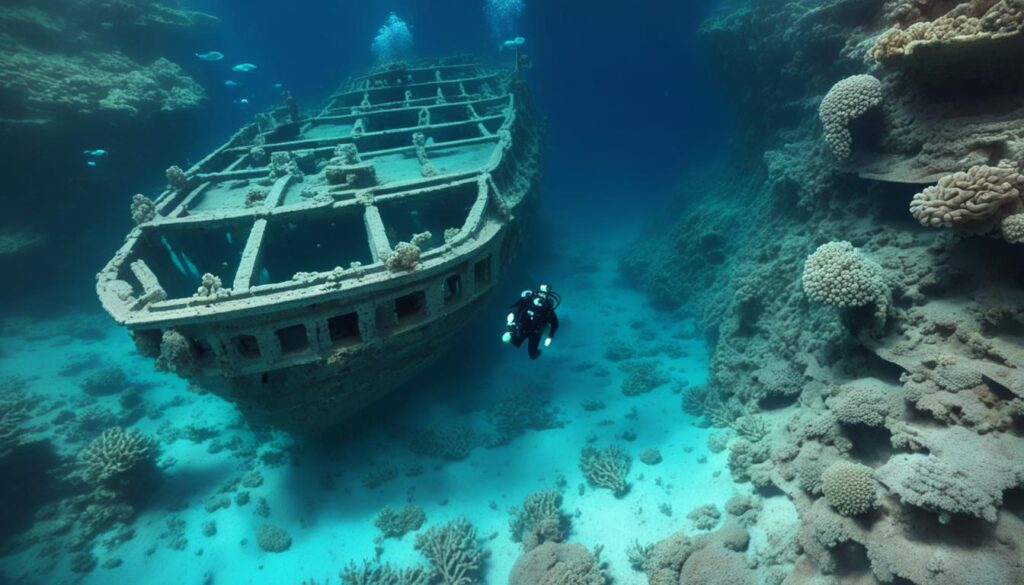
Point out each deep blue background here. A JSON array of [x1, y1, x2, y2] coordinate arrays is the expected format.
[[183, 0, 732, 227]]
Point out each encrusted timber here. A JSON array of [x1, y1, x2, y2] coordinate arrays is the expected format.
[[142, 190, 506, 380], [351, 61, 479, 87], [330, 72, 500, 103], [314, 94, 509, 136], [100, 174, 503, 327]]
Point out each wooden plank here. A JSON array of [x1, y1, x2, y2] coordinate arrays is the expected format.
[[233, 219, 268, 292]]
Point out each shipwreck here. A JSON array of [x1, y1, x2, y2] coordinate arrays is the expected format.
[[96, 56, 543, 430]]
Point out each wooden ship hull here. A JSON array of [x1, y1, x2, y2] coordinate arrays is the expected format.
[[95, 56, 543, 431]]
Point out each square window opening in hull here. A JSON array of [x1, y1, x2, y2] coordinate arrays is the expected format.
[[443, 274, 463, 304], [276, 325, 310, 355], [474, 256, 491, 287], [328, 313, 361, 347], [395, 291, 427, 324], [234, 335, 260, 359]]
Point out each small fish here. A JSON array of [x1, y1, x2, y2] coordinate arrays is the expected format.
[[232, 63, 257, 73], [233, 98, 250, 105], [86, 160, 97, 167], [501, 36, 526, 50], [224, 80, 240, 87], [273, 83, 283, 89], [82, 149, 108, 157], [195, 51, 225, 61]]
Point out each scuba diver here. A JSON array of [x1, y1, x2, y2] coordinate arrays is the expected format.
[[502, 284, 561, 359]]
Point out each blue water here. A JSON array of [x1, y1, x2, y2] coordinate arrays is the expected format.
[[0, 1, 743, 584]]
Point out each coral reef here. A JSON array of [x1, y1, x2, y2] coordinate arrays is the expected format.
[[626, 0, 1024, 582], [257, 524, 292, 553], [375, 503, 426, 539], [508, 542, 604, 585], [385, 232, 432, 272], [801, 241, 890, 313], [193, 273, 230, 300], [486, 387, 562, 445], [129, 194, 156, 225], [340, 561, 434, 585], [508, 490, 569, 551], [414, 517, 485, 585], [909, 165, 1024, 232], [80, 427, 157, 496], [579, 445, 631, 497], [819, 75, 883, 159], [820, 461, 877, 516]]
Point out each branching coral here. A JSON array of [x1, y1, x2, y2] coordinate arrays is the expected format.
[[620, 360, 669, 396], [486, 388, 562, 445], [414, 517, 485, 585], [509, 490, 569, 551], [340, 561, 435, 585], [821, 461, 877, 516], [579, 445, 632, 496], [681, 385, 711, 416], [819, 75, 883, 159], [909, 165, 1024, 231], [375, 503, 426, 539], [802, 241, 890, 312], [408, 425, 476, 461], [686, 504, 721, 530], [80, 427, 158, 493]]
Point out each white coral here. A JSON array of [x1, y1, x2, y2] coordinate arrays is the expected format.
[[130, 194, 156, 225], [819, 75, 883, 159], [802, 241, 890, 311], [1000, 212, 1024, 243], [910, 165, 1024, 229]]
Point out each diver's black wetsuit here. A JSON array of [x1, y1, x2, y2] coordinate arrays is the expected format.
[[509, 292, 559, 359]]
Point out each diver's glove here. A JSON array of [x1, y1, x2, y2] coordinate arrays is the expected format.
[[502, 331, 512, 344], [544, 337, 552, 347]]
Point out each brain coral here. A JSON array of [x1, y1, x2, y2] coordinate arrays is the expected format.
[[818, 75, 883, 159], [257, 524, 292, 553], [508, 542, 604, 585], [81, 427, 157, 488], [909, 165, 1024, 229], [821, 461, 877, 516], [1000, 212, 1024, 243], [802, 241, 889, 311]]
